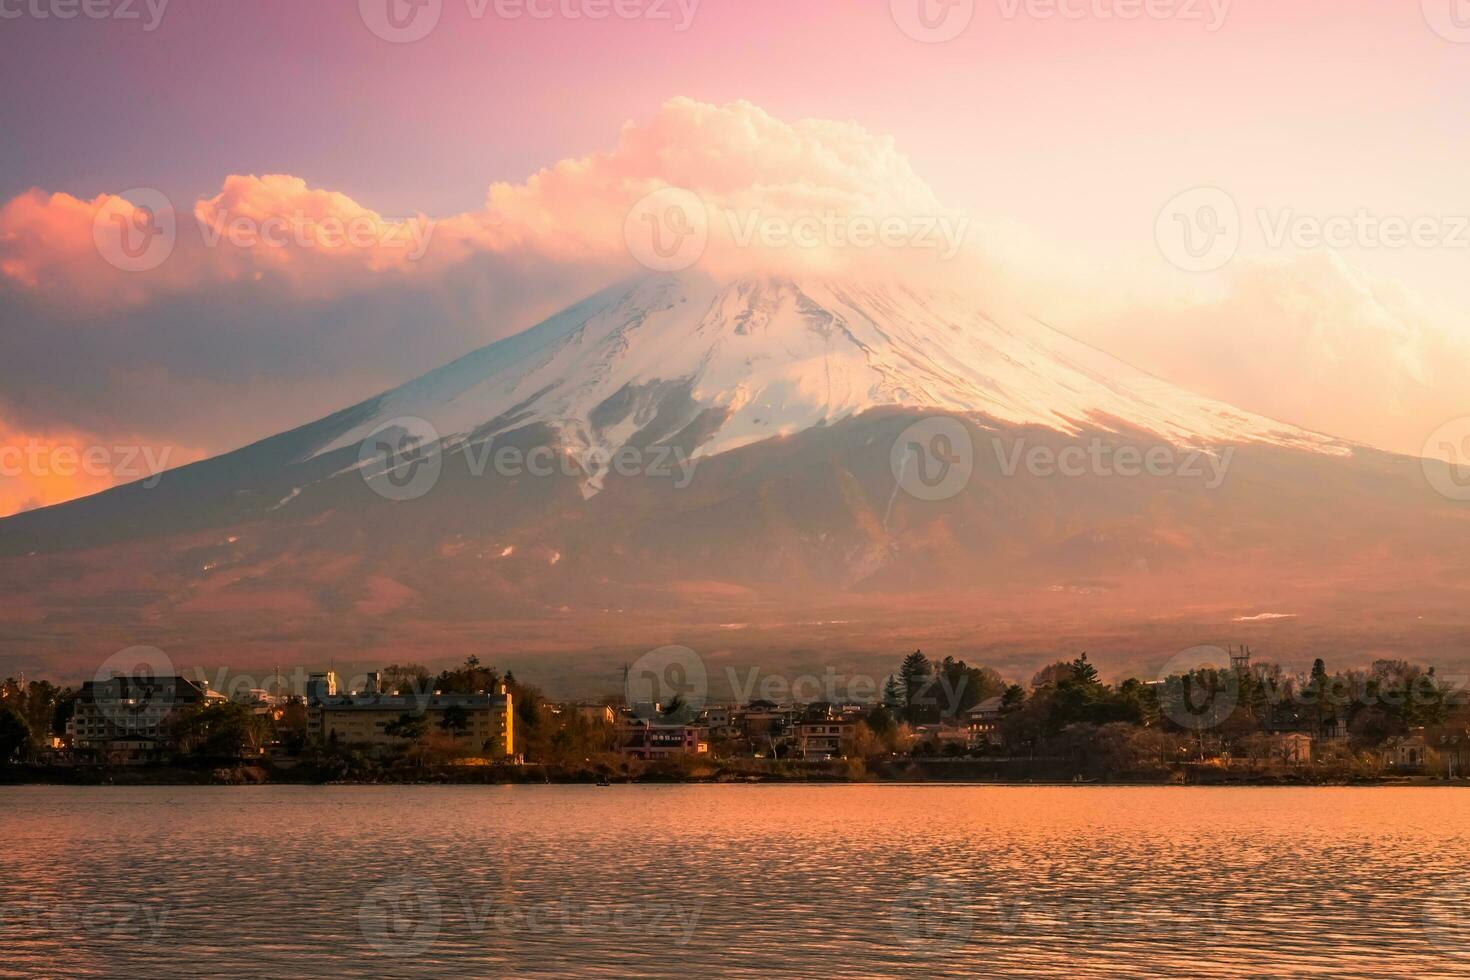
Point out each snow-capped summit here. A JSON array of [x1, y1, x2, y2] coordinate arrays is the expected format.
[[319, 274, 1341, 491], [1, 273, 1457, 677]]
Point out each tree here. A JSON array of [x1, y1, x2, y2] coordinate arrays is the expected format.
[[882, 676, 903, 708], [1031, 661, 1075, 689], [934, 657, 1005, 718], [898, 650, 933, 722], [382, 663, 432, 696], [848, 721, 888, 759], [438, 704, 471, 736], [434, 657, 501, 696], [51, 688, 77, 742], [863, 704, 898, 752], [1046, 655, 1139, 732], [1070, 653, 1100, 687], [505, 678, 553, 760], [0, 708, 31, 764], [659, 694, 694, 724], [384, 712, 429, 741], [0, 679, 70, 751], [170, 702, 268, 760], [1000, 684, 1026, 711]]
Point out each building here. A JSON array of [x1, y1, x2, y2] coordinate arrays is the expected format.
[[794, 705, 861, 759], [1434, 729, 1470, 779], [93, 737, 167, 767], [617, 719, 706, 759], [794, 718, 858, 759], [699, 705, 740, 740], [1385, 726, 1470, 778], [1318, 717, 1349, 744], [1386, 730, 1430, 771], [69, 674, 224, 757], [307, 671, 514, 756], [966, 696, 1004, 750], [912, 723, 971, 753], [574, 703, 616, 725], [232, 688, 284, 708], [1280, 732, 1312, 765], [736, 701, 799, 755], [306, 671, 338, 704]]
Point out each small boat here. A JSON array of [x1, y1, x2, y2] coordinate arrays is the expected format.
[[596, 776, 612, 786]]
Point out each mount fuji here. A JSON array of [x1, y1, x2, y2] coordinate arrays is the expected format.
[[310, 274, 1343, 484], [1, 274, 1465, 684]]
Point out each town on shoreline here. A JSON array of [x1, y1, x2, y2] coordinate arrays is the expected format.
[[3, 647, 1468, 786]]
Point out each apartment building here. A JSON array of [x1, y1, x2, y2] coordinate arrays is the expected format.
[[69, 675, 224, 757], [307, 671, 514, 756], [617, 718, 707, 759]]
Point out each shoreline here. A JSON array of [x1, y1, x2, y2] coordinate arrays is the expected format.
[[3, 762, 1463, 788]]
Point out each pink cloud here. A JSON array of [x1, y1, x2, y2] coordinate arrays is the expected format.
[[0, 99, 971, 315], [1, 97, 1465, 462]]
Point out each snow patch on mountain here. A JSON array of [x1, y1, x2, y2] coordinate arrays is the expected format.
[[315, 274, 1345, 488]]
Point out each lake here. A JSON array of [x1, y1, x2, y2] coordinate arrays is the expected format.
[[1, 785, 1467, 978]]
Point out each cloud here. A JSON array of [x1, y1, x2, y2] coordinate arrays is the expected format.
[[0, 98, 968, 318], [1071, 252, 1468, 459], [192, 174, 438, 287], [0, 189, 171, 310], [0, 95, 1465, 514], [0, 416, 203, 518], [477, 96, 964, 275], [0, 177, 446, 316]]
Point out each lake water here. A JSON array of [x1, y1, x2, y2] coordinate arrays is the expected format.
[[1, 785, 1467, 978]]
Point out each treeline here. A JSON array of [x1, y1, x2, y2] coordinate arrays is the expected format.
[[0, 677, 73, 763], [878, 649, 1467, 775]]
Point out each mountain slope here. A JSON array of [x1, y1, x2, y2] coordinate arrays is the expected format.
[[0, 274, 1463, 683], [316, 274, 1342, 487]]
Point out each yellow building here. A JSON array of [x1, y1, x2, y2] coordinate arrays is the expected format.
[[307, 672, 513, 757]]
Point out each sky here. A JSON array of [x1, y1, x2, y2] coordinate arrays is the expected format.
[[1, 0, 1467, 515]]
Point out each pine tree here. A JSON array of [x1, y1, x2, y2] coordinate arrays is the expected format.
[[1070, 652, 1100, 686], [1000, 684, 1026, 711], [898, 650, 933, 722]]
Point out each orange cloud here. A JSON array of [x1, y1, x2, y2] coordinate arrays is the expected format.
[[0, 177, 439, 314], [192, 175, 437, 286], [0, 418, 203, 518], [0, 190, 178, 310], [0, 99, 971, 315]]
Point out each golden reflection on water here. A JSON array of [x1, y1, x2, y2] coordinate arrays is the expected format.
[[1, 785, 1467, 978]]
